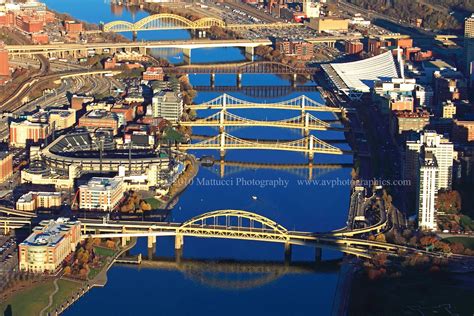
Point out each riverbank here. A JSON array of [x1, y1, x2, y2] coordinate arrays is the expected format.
[[163, 154, 199, 210], [0, 238, 137, 316]]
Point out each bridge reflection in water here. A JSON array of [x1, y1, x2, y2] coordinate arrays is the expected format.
[[203, 160, 352, 180], [117, 257, 339, 290]]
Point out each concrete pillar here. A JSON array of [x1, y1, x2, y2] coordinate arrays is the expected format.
[[139, 46, 146, 55], [304, 112, 310, 136], [315, 247, 322, 262], [175, 233, 183, 250], [219, 110, 225, 134], [292, 73, 297, 88], [284, 242, 292, 264], [210, 72, 215, 88], [182, 48, 192, 65], [147, 235, 156, 248], [245, 46, 254, 61], [236, 73, 242, 88], [175, 248, 183, 263], [121, 236, 127, 247], [132, 31, 137, 41]]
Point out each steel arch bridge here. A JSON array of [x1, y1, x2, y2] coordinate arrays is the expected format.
[[187, 94, 342, 112], [179, 110, 346, 132], [103, 14, 225, 32], [168, 61, 317, 75], [177, 209, 290, 243], [179, 132, 348, 156]]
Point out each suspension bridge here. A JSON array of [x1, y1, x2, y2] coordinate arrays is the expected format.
[[178, 111, 347, 133], [178, 133, 349, 158], [186, 94, 342, 113]]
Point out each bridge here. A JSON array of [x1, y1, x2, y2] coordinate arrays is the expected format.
[[80, 210, 399, 261], [6, 39, 272, 62], [179, 132, 349, 158], [0, 206, 37, 218], [101, 14, 301, 35], [178, 111, 346, 134], [193, 85, 317, 99], [186, 94, 342, 113]]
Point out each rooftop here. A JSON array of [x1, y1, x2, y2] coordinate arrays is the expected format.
[[21, 218, 78, 247]]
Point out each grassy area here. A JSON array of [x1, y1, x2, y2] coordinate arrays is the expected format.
[[0, 280, 55, 315], [143, 197, 162, 210], [443, 237, 474, 250], [459, 215, 474, 231], [94, 246, 116, 257], [48, 279, 83, 313], [88, 267, 101, 280]]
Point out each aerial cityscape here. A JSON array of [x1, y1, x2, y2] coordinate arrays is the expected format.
[[0, 0, 473, 314]]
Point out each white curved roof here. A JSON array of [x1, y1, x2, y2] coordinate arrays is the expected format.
[[323, 51, 399, 94]]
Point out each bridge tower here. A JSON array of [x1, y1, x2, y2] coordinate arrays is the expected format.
[[220, 132, 226, 159], [308, 135, 314, 161], [219, 110, 225, 134]]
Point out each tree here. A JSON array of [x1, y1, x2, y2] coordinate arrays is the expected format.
[[375, 234, 387, 243], [449, 242, 464, 254], [64, 266, 72, 275], [419, 235, 437, 247], [437, 190, 462, 214]]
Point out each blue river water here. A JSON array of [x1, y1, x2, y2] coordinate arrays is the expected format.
[[43, 1, 353, 314]]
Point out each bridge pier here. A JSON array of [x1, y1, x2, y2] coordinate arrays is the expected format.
[[175, 233, 183, 250], [291, 73, 297, 88], [284, 242, 292, 264], [245, 46, 254, 61], [236, 73, 242, 88], [210, 72, 215, 88], [220, 159, 225, 178], [139, 46, 147, 55], [132, 31, 137, 41], [315, 247, 322, 262], [308, 162, 313, 180], [182, 48, 192, 65]]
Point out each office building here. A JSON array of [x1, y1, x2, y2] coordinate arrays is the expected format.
[[464, 14, 474, 85], [152, 91, 183, 122], [9, 120, 50, 147], [16, 191, 62, 211], [416, 152, 438, 231], [19, 218, 81, 273], [79, 176, 125, 211], [78, 110, 119, 135], [404, 131, 454, 191], [48, 109, 77, 130]]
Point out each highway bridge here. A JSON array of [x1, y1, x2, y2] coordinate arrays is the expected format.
[[186, 94, 343, 113], [178, 111, 346, 134], [100, 13, 302, 34], [5, 39, 272, 60], [80, 210, 397, 260]]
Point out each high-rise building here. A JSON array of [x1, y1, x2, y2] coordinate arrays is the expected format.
[[19, 218, 81, 273], [152, 91, 183, 122], [416, 152, 438, 231], [79, 177, 125, 211], [404, 131, 454, 191], [464, 14, 474, 85]]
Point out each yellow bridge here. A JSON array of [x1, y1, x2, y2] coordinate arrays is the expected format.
[[102, 13, 301, 33], [179, 110, 346, 134], [179, 132, 349, 158], [80, 210, 398, 260], [187, 94, 342, 113]]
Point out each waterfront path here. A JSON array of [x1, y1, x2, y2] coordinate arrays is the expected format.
[[40, 278, 59, 316]]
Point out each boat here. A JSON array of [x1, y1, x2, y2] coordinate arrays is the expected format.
[[252, 196, 257, 200]]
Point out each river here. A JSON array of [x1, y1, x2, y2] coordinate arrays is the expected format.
[[43, 1, 353, 314]]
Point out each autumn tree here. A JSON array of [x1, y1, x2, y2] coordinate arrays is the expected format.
[[436, 190, 462, 214]]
